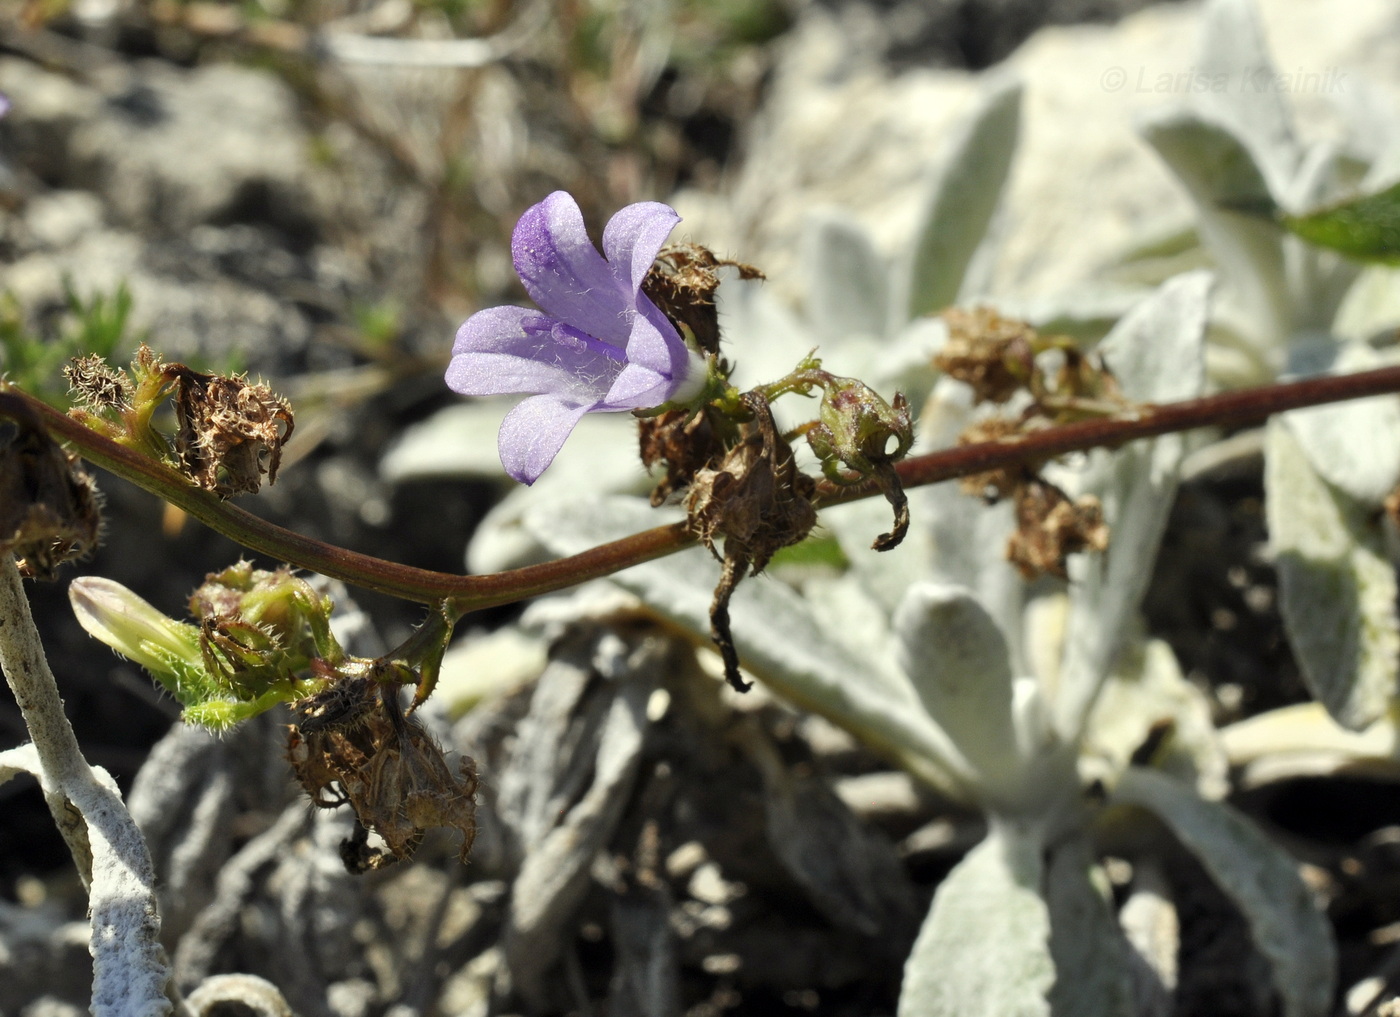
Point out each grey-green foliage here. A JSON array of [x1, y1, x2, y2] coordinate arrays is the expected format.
[[524, 272, 1336, 1017], [723, 73, 1024, 407], [1138, 0, 1400, 732]]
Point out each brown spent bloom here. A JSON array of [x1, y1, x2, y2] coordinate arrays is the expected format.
[[937, 307, 1039, 405], [642, 243, 763, 357], [638, 405, 734, 507], [1005, 479, 1109, 580], [0, 409, 102, 579], [164, 364, 293, 498], [64, 354, 132, 413], [686, 392, 817, 691], [288, 677, 478, 872]]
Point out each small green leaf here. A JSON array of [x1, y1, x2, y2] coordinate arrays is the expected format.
[[767, 533, 850, 569], [1113, 767, 1336, 1017], [1282, 180, 1400, 264], [898, 822, 1053, 1017]]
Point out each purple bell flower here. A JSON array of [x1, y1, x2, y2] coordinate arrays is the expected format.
[[447, 191, 705, 484]]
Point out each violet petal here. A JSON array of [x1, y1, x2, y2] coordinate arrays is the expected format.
[[512, 192, 631, 347], [602, 200, 683, 293], [446, 351, 611, 400], [603, 362, 671, 408], [451, 305, 539, 356], [496, 393, 595, 484]]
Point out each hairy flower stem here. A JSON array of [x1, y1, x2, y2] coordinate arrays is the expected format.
[[0, 553, 99, 875], [7, 365, 1400, 611], [0, 555, 174, 1015]]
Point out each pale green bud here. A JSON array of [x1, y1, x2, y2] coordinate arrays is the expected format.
[[69, 576, 205, 697]]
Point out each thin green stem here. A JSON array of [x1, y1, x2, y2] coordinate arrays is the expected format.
[[9, 364, 1400, 609]]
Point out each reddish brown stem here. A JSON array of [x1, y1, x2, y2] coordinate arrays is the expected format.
[[8, 365, 1400, 610]]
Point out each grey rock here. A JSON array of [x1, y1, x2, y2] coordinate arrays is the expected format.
[[69, 60, 315, 239]]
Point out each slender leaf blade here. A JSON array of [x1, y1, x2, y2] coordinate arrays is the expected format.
[[902, 76, 1022, 320], [1266, 421, 1399, 730], [1282, 180, 1400, 264], [1113, 767, 1336, 1017], [898, 823, 1054, 1017]]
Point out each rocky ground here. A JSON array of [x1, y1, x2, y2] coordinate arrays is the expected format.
[[4, 0, 1400, 1015]]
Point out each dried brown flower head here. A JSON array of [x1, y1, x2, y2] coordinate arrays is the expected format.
[[638, 405, 734, 506], [937, 307, 1039, 405], [955, 417, 1044, 502], [164, 364, 293, 497], [64, 354, 131, 412], [288, 677, 478, 872], [685, 392, 816, 691], [642, 243, 763, 356], [1005, 479, 1109, 580], [0, 408, 101, 579]]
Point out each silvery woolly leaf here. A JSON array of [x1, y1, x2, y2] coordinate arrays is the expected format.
[[1139, 110, 1289, 349], [714, 272, 811, 387], [802, 208, 888, 347], [1266, 421, 1398, 730], [523, 495, 971, 799], [381, 398, 520, 481], [1282, 339, 1400, 503], [900, 75, 1022, 321], [1112, 767, 1336, 1017], [1282, 145, 1362, 334], [1194, 0, 1299, 197], [1333, 265, 1400, 344], [894, 582, 1021, 802], [463, 415, 651, 574], [897, 821, 1052, 1017], [1045, 836, 1135, 1017], [1055, 273, 1210, 741]]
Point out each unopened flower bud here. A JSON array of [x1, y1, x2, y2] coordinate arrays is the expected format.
[[806, 377, 914, 551], [190, 562, 342, 695], [806, 376, 914, 479], [69, 576, 205, 693]]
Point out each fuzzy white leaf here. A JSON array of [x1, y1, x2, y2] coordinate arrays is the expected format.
[[1045, 836, 1135, 1017], [381, 399, 518, 481], [901, 76, 1022, 320], [1086, 639, 1229, 799], [1266, 421, 1399, 730], [1281, 341, 1400, 504], [1333, 266, 1400, 345], [1056, 273, 1210, 740], [1139, 110, 1289, 349], [1113, 767, 1336, 1017], [524, 495, 969, 798], [898, 822, 1053, 1017], [803, 208, 888, 346], [894, 583, 1020, 798], [1195, 0, 1299, 197]]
